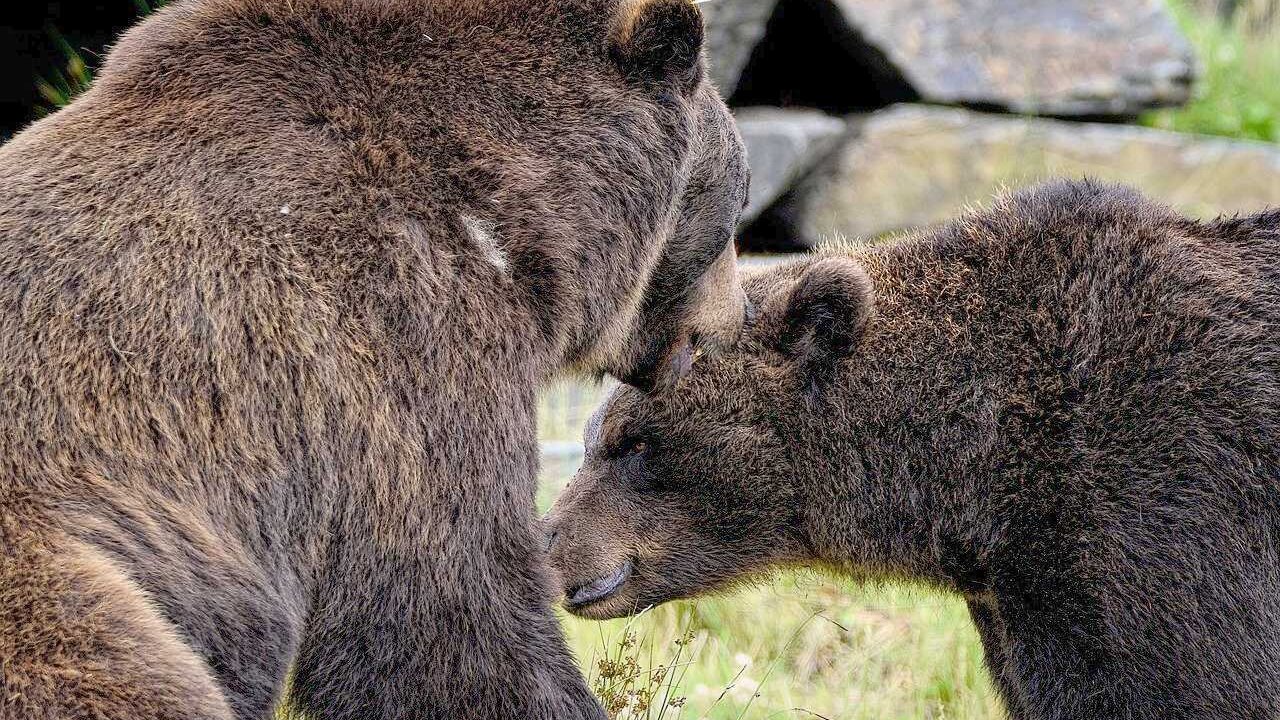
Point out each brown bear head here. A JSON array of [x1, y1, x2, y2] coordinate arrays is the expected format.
[[588, 0, 752, 391], [546, 257, 875, 619]]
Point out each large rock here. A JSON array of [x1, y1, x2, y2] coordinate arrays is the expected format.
[[832, 0, 1196, 116], [735, 107, 846, 225], [786, 104, 1280, 242], [701, 0, 779, 96]]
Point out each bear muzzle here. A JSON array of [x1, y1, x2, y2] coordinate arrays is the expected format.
[[565, 559, 633, 610]]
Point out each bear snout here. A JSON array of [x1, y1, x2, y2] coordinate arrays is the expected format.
[[544, 508, 637, 616], [565, 559, 633, 609]]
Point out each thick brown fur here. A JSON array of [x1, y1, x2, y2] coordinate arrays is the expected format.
[[548, 180, 1280, 719], [0, 0, 750, 718]]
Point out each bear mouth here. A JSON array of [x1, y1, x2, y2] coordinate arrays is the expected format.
[[566, 559, 633, 609]]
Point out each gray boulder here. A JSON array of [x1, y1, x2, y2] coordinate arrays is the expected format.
[[701, 0, 779, 96], [735, 107, 846, 224], [832, 0, 1196, 116], [785, 104, 1280, 243]]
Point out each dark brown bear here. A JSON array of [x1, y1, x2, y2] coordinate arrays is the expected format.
[[0, 0, 750, 718], [547, 181, 1280, 720]]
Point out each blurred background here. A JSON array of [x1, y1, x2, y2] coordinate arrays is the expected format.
[[5, 0, 1277, 717]]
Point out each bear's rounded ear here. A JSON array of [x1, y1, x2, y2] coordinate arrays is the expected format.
[[608, 0, 705, 88], [777, 258, 874, 371]]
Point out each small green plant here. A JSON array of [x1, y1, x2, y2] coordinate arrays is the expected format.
[[1142, 0, 1280, 142], [35, 29, 93, 110], [39, 0, 167, 110], [587, 608, 698, 719]]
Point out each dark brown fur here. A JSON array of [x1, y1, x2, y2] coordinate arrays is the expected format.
[[548, 181, 1280, 719], [0, 0, 750, 718]]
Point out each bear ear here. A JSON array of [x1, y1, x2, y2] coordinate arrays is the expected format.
[[777, 258, 874, 372], [608, 0, 705, 88]]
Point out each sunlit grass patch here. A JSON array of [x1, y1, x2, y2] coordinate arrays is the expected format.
[[559, 577, 1000, 719], [1143, 0, 1280, 142]]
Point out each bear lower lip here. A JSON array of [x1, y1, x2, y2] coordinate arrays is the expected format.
[[567, 560, 632, 608]]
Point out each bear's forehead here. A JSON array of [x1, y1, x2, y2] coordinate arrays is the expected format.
[[583, 399, 609, 448], [586, 381, 697, 446], [585, 384, 636, 447], [588, 351, 773, 447]]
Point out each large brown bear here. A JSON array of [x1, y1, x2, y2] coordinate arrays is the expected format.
[[547, 181, 1280, 720], [0, 0, 750, 718]]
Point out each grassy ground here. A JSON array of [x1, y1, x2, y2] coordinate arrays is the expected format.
[[559, 582, 998, 720], [537, 382, 1002, 720], [1141, 0, 1280, 142]]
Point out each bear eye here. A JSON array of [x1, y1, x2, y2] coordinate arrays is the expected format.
[[612, 437, 667, 491], [611, 435, 650, 460]]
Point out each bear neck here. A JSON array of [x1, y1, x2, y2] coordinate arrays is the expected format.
[[791, 232, 1060, 595]]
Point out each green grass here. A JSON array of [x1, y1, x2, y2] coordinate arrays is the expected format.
[[557, 582, 999, 719], [538, 382, 1001, 719], [37, 1, 165, 113], [35, 29, 92, 110], [1141, 0, 1280, 142]]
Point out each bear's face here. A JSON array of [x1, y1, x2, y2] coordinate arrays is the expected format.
[[547, 258, 875, 618]]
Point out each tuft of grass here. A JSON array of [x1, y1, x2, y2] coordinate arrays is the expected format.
[[1142, 0, 1280, 142], [40, 0, 167, 111], [585, 608, 698, 719], [35, 29, 93, 111]]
